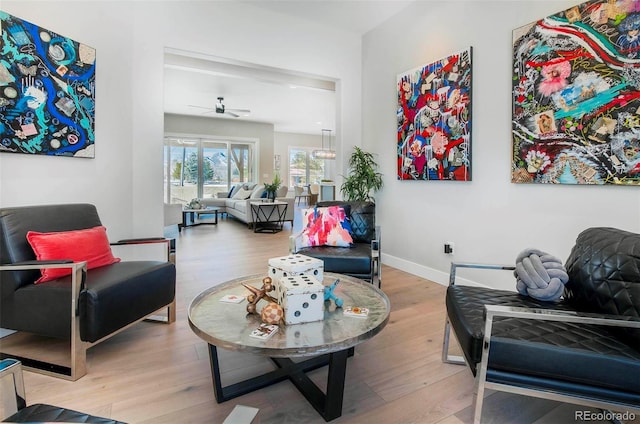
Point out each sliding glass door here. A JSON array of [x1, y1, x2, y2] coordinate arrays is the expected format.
[[164, 138, 197, 204], [201, 141, 228, 199], [164, 137, 256, 204]]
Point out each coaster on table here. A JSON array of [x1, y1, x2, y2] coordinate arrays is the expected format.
[[220, 294, 245, 304], [249, 324, 279, 340], [344, 306, 369, 318]]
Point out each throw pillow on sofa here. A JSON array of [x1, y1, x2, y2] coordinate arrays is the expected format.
[[243, 183, 257, 191], [299, 206, 353, 248], [250, 185, 266, 199], [227, 184, 241, 198], [232, 188, 253, 200]]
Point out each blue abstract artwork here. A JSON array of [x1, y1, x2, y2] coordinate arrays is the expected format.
[[0, 11, 95, 157]]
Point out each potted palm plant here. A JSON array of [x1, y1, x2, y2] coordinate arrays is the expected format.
[[340, 146, 383, 201]]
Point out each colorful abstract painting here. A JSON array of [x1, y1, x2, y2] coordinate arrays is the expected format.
[[512, 0, 640, 185], [0, 11, 95, 157], [397, 48, 472, 181]]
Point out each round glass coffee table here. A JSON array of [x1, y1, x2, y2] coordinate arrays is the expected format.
[[188, 273, 390, 421]]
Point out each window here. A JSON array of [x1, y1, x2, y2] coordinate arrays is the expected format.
[[201, 141, 227, 199], [164, 137, 256, 204], [288, 147, 325, 188]]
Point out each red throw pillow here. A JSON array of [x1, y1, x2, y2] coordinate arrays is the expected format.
[[27, 226, 121, 284]]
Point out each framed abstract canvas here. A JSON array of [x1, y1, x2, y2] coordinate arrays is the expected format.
[[397, 47, 472, 181], [0, 11, 96, 157], [512, 0, 640, 184]]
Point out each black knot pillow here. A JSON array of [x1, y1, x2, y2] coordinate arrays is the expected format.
[[515, 248, 568, 302]]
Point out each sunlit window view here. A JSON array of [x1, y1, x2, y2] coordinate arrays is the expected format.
[[164, 137, 255, 204], [288, 148, 325, 188]]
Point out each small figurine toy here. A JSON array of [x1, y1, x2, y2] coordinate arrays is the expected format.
[[243, 276, 278, 314], [323, 278, 343, 308]]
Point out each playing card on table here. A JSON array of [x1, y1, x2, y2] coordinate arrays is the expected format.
[[344, 306, 369, 318], [249, 324, 279, 340], [219, 294, 245, 304]]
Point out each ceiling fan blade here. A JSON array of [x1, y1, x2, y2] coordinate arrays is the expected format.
[[187, 104, 218, 115], [189, 100, 247, 118], [188, 104, 213, 110]]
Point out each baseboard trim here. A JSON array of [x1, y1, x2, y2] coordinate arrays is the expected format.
[[381, 254, 490, 288]]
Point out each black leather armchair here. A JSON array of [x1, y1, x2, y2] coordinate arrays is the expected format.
[[442, 228, 640, 423], [290, 201, 380, 287], [0, 204, 176, 380], [1, 358, 126, 423]]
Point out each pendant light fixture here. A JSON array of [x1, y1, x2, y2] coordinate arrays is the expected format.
[[313, 129, 336, 160]]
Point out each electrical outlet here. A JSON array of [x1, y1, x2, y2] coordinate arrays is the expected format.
[[444, 242, 455, 255]]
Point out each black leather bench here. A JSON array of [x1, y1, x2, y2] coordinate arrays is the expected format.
[[443, 227, 640, 423]]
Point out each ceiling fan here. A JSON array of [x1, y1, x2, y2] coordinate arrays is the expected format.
[[188, 96, 250, 118]]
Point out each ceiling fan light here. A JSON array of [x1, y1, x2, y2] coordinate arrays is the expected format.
[[215, 96, 225, 113]]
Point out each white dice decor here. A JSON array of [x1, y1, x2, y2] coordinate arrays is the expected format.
[[276, 275, 324, 325], [268, 254, 323, 283]]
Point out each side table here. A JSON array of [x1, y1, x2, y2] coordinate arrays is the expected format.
[[250, 201, 287, 233], [180, 207, 220, 231]]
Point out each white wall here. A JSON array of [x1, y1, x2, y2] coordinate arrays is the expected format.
[[1, 1, 362, 239], [362, 0, 640, 289], [0, 2, 136, 239]]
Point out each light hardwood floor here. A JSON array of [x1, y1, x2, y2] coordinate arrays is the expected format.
[[15, 214, 639, 424]]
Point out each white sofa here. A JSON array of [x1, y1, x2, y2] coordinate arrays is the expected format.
[[200, 183, 294, 227]]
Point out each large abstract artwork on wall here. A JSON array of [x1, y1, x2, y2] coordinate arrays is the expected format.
[[512, 0, 640, 185], [0, 11, 95, 158], [397, 47, 472, 181]]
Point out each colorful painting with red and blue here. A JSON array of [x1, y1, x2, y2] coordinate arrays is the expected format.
[[397, 48, 472, 181], [512, 0, 640, 185]]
